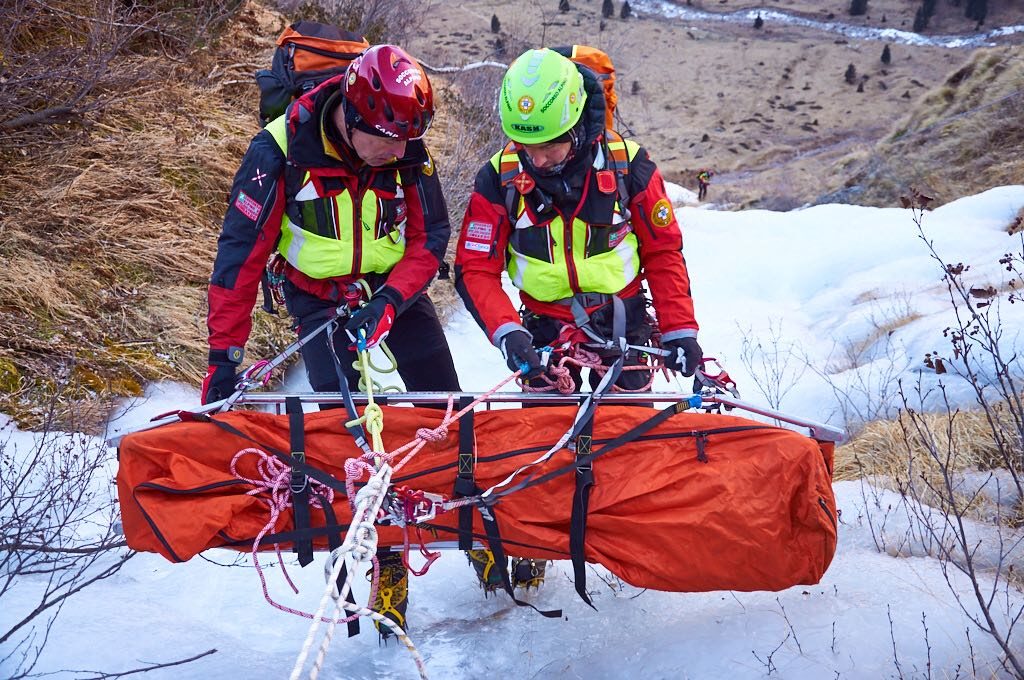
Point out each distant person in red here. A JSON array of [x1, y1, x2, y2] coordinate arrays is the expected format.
[[697, 168, 714, 202]]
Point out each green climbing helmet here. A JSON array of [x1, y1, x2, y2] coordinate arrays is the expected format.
[[499, 48, 587, 144]]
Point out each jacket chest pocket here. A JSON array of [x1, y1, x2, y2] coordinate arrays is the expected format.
[[585, 223, 632, 258], [296, 195, 340, 239], [510, 221, 555, 263], [370, 187, 407, 243]]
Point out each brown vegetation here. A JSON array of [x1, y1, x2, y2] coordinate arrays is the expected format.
[[833, 47, 1024, 208], [0, 0, 496, 429], [0, 0, 291, 430]]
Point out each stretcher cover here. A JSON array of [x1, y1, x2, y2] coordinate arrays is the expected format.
[[117, 405, 838, 593]]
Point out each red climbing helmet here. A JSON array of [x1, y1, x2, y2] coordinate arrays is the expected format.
[[342, 44, 434, 140]]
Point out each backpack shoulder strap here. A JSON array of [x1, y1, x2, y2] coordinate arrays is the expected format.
[[600, 130, 639, 216], [491, 141, 522, 220]]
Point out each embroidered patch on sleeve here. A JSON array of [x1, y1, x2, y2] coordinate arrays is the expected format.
[[234, 191, 264, 222], [608, 225, 630, 248], [464, 240, 490, 252], [466, 221, 494, 241], [651, 198, 674, 228]]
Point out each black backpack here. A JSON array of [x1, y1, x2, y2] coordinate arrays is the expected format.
[[255, 21, 369, 127]]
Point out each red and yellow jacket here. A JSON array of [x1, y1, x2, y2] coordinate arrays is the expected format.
[[207, 76, 450, 359], [454, 133, 698, 346]]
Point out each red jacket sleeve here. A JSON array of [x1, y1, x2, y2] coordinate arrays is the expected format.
[[207, 130, 285, 356], [454, 165, 522, 344], [627, 147, 699, 338]]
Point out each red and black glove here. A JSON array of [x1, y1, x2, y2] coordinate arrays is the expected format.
[[663, 337, 702, 377], [201, 348, 243, 404], [345, 296, 396, 350], [500, 330, 544, 380]]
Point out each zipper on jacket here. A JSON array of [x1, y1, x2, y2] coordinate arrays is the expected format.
[[818, 497, 837, 529], [352, 171, 369, 275], [254, 179, 278, 234], [555, 206, 581, 293]]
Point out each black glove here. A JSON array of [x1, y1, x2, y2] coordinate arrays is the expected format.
[[500, 330, 544, 380], [664, 336, 702, 377], [344, 296, 396, 350], [202, 363, 238, 404]]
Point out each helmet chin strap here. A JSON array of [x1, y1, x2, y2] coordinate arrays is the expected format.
[[341, 98, 361, 140], [524, 124, 584, 177]]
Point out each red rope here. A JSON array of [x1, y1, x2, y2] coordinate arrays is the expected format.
[[521, 343, 659, 394]]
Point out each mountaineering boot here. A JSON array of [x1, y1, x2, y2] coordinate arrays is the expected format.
[[466, 549, 504, 595], [511, 557, 546, 590], [369, 551, 409, 642]]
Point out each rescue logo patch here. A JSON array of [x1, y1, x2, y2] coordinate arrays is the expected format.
[[517, 95, 535, 115], [421, 153, 435, 176], [651, 198, 673, 228], [466, 221, 494, 241], [464, 240, 490, 253], [234, 191, 263, 221]]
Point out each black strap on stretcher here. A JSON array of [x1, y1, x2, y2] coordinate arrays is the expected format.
[[287, 397, 315, 568], [569, 396, 597, 609], [453, 395, 476, 551], [450, 396, 561, 618]]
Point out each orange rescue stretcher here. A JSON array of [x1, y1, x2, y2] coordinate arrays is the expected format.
[[116, 394, 840, 596]]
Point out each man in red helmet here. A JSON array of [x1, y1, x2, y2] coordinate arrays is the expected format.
[[202, 44, 459, 639]]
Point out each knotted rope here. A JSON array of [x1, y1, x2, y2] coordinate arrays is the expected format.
[[522, 343, 659, 394], [231, 447, 347, 620]]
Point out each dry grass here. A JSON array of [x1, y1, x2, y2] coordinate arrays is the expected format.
[[0, 0, 495, 429], [835, 409, 1005, 482], [835, 47, 1024, 208], [0, 1, 293, 430], [835, 407, 1022, 523]]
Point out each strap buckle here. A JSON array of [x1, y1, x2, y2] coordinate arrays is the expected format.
[[289, 451, 308, 493]]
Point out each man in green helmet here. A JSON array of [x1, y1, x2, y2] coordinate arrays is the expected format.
[[454, 47, 703, 592]]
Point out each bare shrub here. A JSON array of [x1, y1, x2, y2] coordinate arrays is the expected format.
[[810, 296, 912, 433], [0, 399, 131, 677], [736, 320, 808, 411], [856, 197, 1024, 678], [0, 0, 242, 148], [425, 65, 505, 321], [0, 390, 220, 677]]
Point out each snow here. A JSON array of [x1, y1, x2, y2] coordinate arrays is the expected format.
[[4, 186, 1024, 678]]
